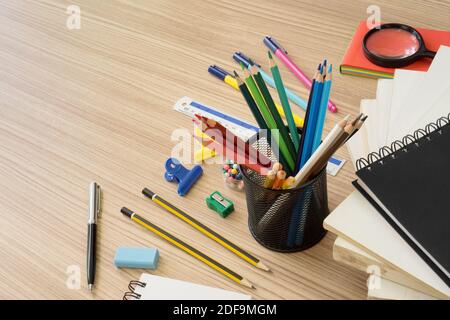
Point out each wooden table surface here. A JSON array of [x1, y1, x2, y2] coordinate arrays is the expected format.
[[0, 0, 448, 300]]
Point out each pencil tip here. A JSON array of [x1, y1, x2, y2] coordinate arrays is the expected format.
[[268, 50, 273, 60], [241, 278, 255, 289], [257, 262, 271, 272], [240, 62, 246, 71]]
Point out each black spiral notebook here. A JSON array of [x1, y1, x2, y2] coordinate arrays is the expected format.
[[353, 115, 450, 288]]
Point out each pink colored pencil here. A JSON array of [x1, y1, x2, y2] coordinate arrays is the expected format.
[[264, 36, 337, 113]]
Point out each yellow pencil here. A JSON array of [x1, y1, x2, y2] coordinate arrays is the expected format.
[[142, 188, 270, 272], [121, 207, 254, 288]]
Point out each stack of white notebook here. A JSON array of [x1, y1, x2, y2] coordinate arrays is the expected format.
[[346, 46, 450, 167], [325, 46, 450, 300]]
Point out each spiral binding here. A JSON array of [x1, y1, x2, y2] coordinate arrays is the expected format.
[[122, 280, 147, 300], [356, 113, 450, 171]]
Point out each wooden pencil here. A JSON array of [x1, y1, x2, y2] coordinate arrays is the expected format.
[[121, 207, 255, 288], [268, 51, 300, 152], [295, 65, 320, 172], [271, 170, 286, 190], [142, 188, 270, 272], [234, 71, 267, 130], [250, 65, 297, 170], [263, 170, 277, 188], [241, 65, 292, 174], [310, 120, 355, 176], [292, 115, 349, 187]]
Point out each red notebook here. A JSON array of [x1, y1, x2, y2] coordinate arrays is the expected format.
[[340, 21, 450, 79]]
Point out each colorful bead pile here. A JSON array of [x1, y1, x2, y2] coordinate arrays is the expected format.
[[222, 160, 245, 191]]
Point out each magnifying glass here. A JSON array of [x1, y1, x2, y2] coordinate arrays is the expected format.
[[363, 23, 436, 68]]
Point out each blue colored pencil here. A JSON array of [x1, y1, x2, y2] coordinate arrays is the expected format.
[[312, 64, 333, 151], [295, 65, 320, 173], [299, 68, 324, 168]]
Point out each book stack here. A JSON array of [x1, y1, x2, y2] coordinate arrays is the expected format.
[[340, 21, 450, 79], [325, 46, 450, 300]]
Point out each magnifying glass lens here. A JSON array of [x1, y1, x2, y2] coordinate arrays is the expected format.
[[365, 28, 420, 59]]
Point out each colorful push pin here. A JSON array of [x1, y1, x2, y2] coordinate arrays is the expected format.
[[206, 191, 234, 218], [164, 158, 203, 196]]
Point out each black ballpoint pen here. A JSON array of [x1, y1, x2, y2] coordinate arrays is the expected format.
[[87, 182, 101, 291]]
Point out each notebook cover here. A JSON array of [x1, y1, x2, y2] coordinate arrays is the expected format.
[[354, 123, 450, 287], [324, 191, 450, 298], [340, 21, 450, 77]]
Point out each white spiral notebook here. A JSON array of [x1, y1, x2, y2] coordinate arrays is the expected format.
[[123, 273, 252, 300]]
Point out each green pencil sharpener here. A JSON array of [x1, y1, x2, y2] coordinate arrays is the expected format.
[[206, 191, 234, 218]]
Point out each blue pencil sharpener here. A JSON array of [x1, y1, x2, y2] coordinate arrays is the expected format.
[[164, 158, 203, 196]]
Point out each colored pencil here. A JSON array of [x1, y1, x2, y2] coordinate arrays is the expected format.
[[249, 65, 297, 172], [291, 116, 349, 187], [233, 51, 308, 110], [264, 36, 337, 113], [242, 65, 295, 174], [192, 125, 268, 174], [121, 207, 254, 288], [310, 120, 354, 176], [299, 68, 324, 168], [281, 176, 295, 189], [268, 51, 300, 152], [208, 65, 304, 127], [142, 188, 270, 272], [234, 71, 267, 130], [346, 114, 367, 142], [195, 114, 273, 169], [312, 64, 333, 151], [295, 66, 320, 172], [263, 170, 276, 188], [271, 170, 286, 190]]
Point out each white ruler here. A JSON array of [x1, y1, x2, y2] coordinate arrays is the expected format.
[[173, 96, 345, 176], [173, 97, 258, 141]]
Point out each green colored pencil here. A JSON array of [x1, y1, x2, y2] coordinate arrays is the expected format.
[[249, 65, 296, 172], [234, 71, 267, 130], [268, 51, 300, 152], [234, 71, 291, 174], [242, 66, 295, 172]]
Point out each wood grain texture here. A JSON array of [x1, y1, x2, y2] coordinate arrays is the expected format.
[[0, 0, 448, 300]]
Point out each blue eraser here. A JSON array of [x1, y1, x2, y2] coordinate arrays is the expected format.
[[114, 247, 159, 269]]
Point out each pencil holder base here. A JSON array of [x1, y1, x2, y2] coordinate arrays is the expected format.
[[241, 166, 329, 252]]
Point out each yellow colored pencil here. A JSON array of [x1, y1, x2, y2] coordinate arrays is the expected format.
[[121, 207, 254, 288], [142, 188, 270, 272]]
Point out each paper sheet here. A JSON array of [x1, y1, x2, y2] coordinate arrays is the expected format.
[[134, 273, 252, 300], [375, 79, 394, 147], [390, 46, 450, 141], [387, 69, 426, 144]]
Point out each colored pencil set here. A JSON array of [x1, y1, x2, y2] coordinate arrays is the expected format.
[[206, 36, 366, 190]]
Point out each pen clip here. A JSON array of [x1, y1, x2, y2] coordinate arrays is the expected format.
[[208, 65, 231, 80], [265, 36, 287, 54], [233, 52, 260, 68], [95, 184, 101, 218]]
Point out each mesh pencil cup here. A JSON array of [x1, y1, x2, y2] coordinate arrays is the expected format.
[[241, 165, 329, 252]]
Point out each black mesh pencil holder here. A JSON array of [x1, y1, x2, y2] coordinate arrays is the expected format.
[[241, 165, 329, 252]]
